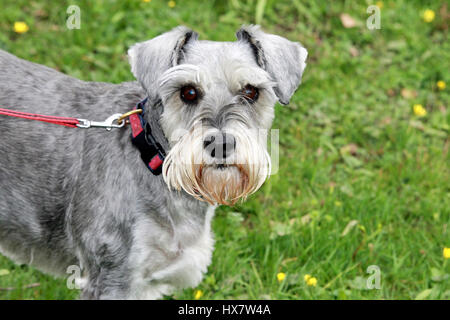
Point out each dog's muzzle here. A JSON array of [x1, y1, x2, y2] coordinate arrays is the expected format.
[[162, 123, 271, 205], [203, 132, 236, 161]]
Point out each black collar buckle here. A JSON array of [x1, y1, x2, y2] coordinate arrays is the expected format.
[[129, 98, 165, 175]]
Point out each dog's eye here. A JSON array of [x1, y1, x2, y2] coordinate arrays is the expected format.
[[180, 86, 198, 103], [241, 85, 259, 102]]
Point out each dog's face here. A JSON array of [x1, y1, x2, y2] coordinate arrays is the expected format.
[[128, 26, 307, 205]]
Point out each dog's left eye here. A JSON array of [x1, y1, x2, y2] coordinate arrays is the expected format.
[[241, 85, 259, 102]]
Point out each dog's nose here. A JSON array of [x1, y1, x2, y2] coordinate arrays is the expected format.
[[203, 133, 236, 159]]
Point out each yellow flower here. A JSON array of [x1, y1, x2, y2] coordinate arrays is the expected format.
[[437, 81, 446, 91], [376, 1, 384, 9], [413, 104, 427, 117], [194, 289, 203, 300], [423, 9, 435, 23], [307, 277, 318, 287], [13, 21, 29, 34], [444, 247, 450, 259], [277, 272, 286, 282], [142, 0, 151, 2], [304, 274, 311, 282], [329, 185, 334, 195], [168, 0, 176, 8]]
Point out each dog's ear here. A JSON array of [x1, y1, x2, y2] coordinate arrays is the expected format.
[[128, 26, 198, 98], [236, 25, 307, 105]]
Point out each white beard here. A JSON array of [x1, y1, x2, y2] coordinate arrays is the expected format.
[[162, 122, 271, 205]]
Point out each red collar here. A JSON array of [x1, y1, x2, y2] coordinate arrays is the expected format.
[[129, 98, 165, 175]]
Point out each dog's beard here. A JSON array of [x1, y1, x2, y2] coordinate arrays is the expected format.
[[162, 123, 271, 205]]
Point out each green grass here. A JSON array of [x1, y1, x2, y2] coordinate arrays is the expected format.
[[0, 0, 449, 300]]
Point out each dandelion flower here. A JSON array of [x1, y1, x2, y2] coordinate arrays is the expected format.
[[307, 277, 318, 287], [13, 21, 29, 34], [413, 104, 427, 117], [168, 0, 176, 8], [194, 289, 203, 300], [423, 9, 435, 23], [376, 1, 384, 9], [304, 274, 311, 282], [437, 81, 446, 91], [277, 272, 286, 282], [329, 185, 335, 194], [444, 247, 450, 259], [0, 269, 10, 276], [142, 0, 151, 2]]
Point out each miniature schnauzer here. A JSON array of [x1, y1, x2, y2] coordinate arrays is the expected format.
[[0, 25, 307, 299]]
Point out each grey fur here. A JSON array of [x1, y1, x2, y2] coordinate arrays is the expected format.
[[236, 25, 308, 105], [128, 26, 199, 101], [0, 26, 307, 299]]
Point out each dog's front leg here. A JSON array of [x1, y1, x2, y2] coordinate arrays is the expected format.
[[80, 264, 131, 300], [77, 245, 132, 300], [73, 221, 134, 300]]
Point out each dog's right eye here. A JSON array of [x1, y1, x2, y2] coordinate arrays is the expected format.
[[180, 86, 198, 104]]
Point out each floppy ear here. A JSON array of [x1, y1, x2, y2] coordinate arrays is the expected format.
[[236, 25, 308, 105], [128, 26, 198, 99]]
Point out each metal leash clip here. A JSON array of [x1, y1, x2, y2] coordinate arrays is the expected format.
[[76, 113, 125, 131]]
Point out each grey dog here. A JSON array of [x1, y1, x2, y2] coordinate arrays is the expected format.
[[0, 25, 307, 299]]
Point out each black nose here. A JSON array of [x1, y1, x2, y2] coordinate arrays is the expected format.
[[203, 133, 236, 159]]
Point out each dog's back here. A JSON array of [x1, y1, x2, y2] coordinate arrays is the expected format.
[[0, 50, 144, 275], [0, 50, 91, 273]]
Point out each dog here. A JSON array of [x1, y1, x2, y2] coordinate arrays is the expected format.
[[0, 25, 307, 299]]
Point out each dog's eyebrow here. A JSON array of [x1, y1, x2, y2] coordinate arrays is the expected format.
[[159, 64, 204, 87], [225, 65, 274, 92]]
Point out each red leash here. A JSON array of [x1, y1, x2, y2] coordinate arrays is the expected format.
[[0, 108, 80, 127], [0, 100, 164, 174], [0, 108, 138, 130]]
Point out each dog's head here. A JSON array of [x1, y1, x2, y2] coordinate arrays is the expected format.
[[128, 25, 307, 205]]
